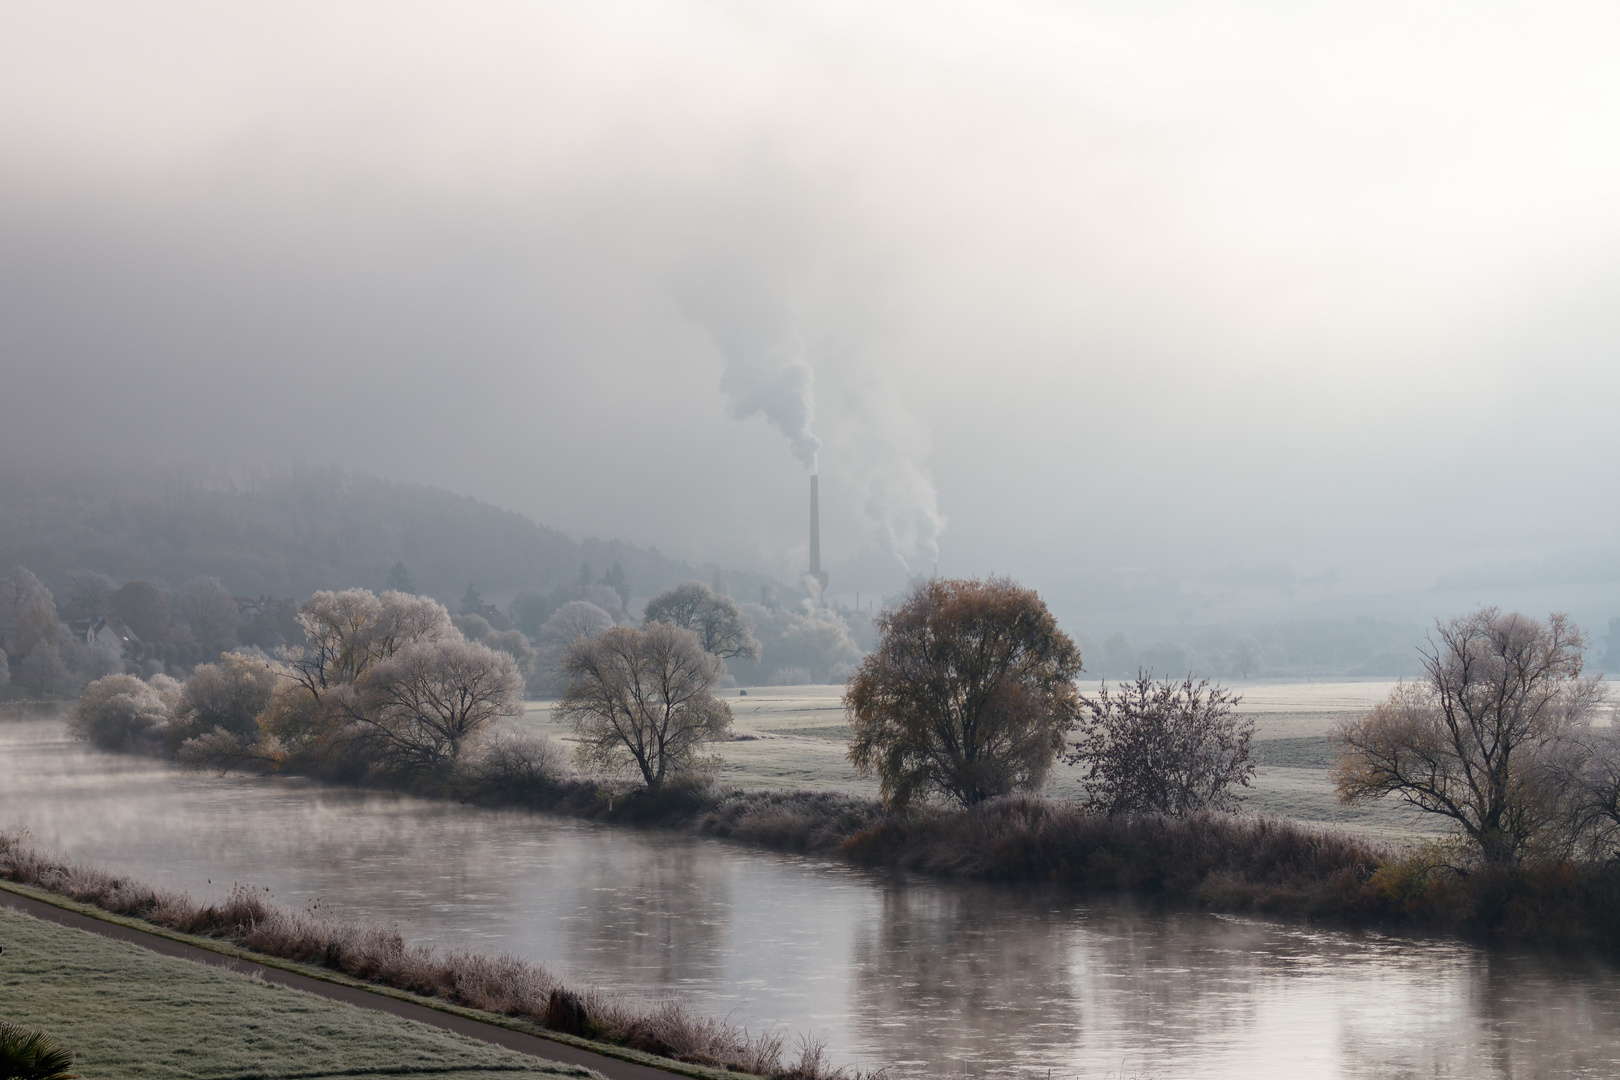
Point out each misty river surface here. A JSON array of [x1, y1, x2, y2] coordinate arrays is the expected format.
[[5, 718, 1620, 1079]]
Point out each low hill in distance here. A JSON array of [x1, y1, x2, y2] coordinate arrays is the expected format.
[[0, 465, 785, 611]]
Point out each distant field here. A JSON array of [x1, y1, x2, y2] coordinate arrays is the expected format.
[[0, 905, 595, 1080], [518, 678, 1437, 841]]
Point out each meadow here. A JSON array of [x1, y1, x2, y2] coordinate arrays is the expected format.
[[516, 678, 1438, 841], [0, 903, 600, 1080]]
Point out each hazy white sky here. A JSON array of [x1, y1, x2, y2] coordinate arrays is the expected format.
[[4, 0, 1620, 628]]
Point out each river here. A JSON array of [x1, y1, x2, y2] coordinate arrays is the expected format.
[[3, 716, 1618, 1079]]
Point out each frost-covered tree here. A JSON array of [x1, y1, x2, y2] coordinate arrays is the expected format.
[[541, 601, 615, 648], [524, 600, 616, 697], [1333, 608, 1600, 865], [357, 638, 524, 774], [1066, 674, 1254, 815], [168, 652, 282, 754], [0, 567, 64, 663], [559, 622, 731, 789], [262, 589, 456, 767], [643, 581, 761, 662]]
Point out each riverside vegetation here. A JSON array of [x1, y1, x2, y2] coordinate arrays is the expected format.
[[54, 579, 1620, 963]]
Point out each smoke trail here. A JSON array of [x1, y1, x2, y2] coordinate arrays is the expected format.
[[861, 456, 945, 573], [679, 264, 822, 473], [715, 344, 821, 472]]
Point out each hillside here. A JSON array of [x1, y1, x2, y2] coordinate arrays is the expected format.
[[0, 466, 776, 608]]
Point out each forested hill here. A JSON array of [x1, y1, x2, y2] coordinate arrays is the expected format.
[[0, 467, 726, 606]]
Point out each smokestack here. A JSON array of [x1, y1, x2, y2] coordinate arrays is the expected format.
[[809, 473, 829, 598]]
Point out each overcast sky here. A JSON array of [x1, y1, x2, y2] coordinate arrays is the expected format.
[[4, 1, 1620, 631]]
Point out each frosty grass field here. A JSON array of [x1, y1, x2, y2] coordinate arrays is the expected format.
[[516, 679, 1436, 841]]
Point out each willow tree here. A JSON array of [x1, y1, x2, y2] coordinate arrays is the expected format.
[[847, 576, 1083, 810]]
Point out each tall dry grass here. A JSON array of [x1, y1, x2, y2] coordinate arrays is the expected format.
[[0, 831, 869, 1079], [187, 730, 1620, 952]]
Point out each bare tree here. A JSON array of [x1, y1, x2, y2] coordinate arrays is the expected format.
[[358, 638, 524, 774], [63, 570, 117, 623], [846, 577, 1084, 811], [1231, 637, 1262, 679], [1332, 607, 1599, 865], [16, 640, 79, 697], [643, 581, 761, 662], [178, 576, 240, 658], [1066, 673, 1254, 815], [559, 622, 731, 789]]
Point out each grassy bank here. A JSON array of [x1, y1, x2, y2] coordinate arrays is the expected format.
[[0, 833, 851, 1080], [0, 902, 599, 1080], [455, 767, 1620, 956]]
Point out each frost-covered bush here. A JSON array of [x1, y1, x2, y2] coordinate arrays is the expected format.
[[1067, 673, 1254, 816], [70, 673, 173, 752]]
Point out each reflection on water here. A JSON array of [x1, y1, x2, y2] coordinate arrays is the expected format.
[[3, 717, 1619, 1078]]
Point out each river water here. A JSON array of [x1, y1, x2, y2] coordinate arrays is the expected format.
[[3, 716, 1619, 1079]]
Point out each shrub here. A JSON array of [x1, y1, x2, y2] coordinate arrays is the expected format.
[[1066, 673, 1254, 815], [68, 674, 171, 752]]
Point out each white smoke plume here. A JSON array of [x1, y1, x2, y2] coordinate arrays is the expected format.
[[863, 458, 944, 572], [680, 262, 822, 473], [678, 246, 943, 573], [716, 343, 821, 473]]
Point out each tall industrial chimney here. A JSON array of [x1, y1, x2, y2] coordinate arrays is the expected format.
[[809, 474, 829, 598]]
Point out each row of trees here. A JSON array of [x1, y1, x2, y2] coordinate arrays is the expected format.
[[74, 589, 524, 779], [71, 569, 1610, 872], [0, 564, 295, 697], [547, 576, 1258, 814]]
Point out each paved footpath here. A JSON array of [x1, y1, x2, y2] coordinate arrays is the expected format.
[[0, 886, 695, 1080]]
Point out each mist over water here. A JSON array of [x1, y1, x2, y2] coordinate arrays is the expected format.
[[6, 715, 1620, 1079]]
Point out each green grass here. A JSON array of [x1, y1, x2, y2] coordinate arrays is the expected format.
[[0, 905, 600, 1080]]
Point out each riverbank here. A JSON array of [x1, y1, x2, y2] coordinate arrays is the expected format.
[[0, 832, 850, 1080], [452, 761, 1620, 956], [0, 895, 601, 1080]]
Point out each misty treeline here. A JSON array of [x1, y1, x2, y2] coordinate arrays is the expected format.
[[0, 464, 873, 697]]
